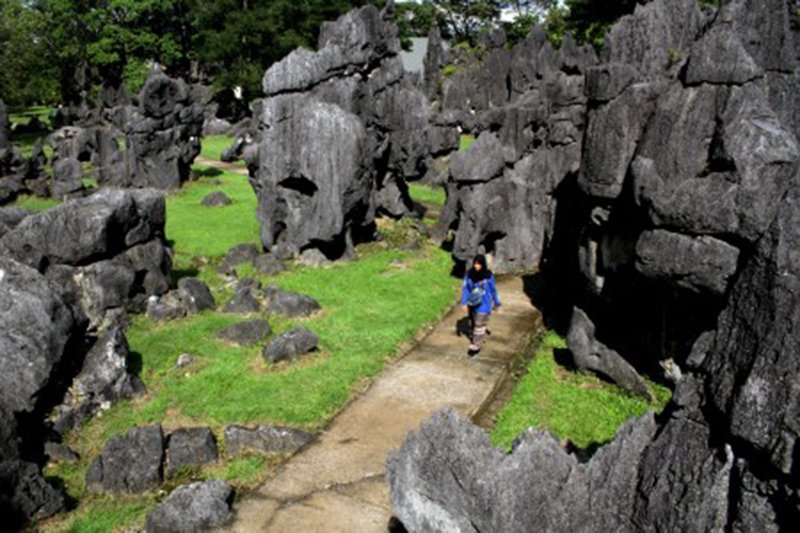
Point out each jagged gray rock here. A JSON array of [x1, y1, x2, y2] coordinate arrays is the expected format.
[[566, 307, 652, 400], [224, 425, 313, 455], [201, 191, 231, 207], [51, 323, 144, 433], [0, 99, 7, 149], [177, 277, 215, 314], [388, 410, 658, 532], [252, 253, 286, 276], [216, 319, 272, 345], [262, 327, 318, 363], [263, 286, 321, 317], [165, 427, 218, 477], [634, 229, 739, 296], [86, 424, 165, 493], [145, 479, 233, 532], [393, 1, 800, 530], [249, 94, 373, 259], [0, 188, 171, 328], [0, 460, 66, 527]]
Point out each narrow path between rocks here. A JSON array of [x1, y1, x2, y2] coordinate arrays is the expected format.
[[222, 276, 541, 532], [195, 156, 249, 176]]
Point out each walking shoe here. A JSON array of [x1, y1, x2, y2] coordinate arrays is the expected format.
[[468, 344, 480, 357]]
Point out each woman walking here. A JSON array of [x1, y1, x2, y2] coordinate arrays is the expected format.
[[461, 254, 501, 356]]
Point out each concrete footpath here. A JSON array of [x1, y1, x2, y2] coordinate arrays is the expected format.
[[223, 276, 540, 532]]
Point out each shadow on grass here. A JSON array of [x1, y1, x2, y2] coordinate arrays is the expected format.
[[170, 266, 201, 286], [194, 167, 223, 179], [127, 351, 144, 379]]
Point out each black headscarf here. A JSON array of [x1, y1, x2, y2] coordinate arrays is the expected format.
[[467, 254, 491, 282]]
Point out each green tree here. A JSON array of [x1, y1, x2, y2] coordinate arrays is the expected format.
[[0, 0, 59, 106], [191, 0, 378, 99], [432, 0, 504, 43], [396, 0, 439, 48]]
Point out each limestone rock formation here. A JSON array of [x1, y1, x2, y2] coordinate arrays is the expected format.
[[98, 71, 204, 190], [86, 424, 165, 493], [262, 327, 319, 363], [216, 319, 272, 346], [391, 0, 800, 530], [50, 323, 144, 433], [247, 4, 433, 260], [224, 425, 313, 455], [0, 188, 172, 329], [165, 427, 218, 477], [145, 479, 233, 533], [263, 286, 321, 317]]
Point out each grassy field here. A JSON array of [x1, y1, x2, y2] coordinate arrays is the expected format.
[[199, 134, 235, 162], [42, 167, 457, 532], [408, 183, 446, 207], [490, 332, 671, 451], [460, 133, 476, 152]]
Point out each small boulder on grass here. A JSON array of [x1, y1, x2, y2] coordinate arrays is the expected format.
[[177, 278, 215, 314], [165, 427, 218, 478], [224, 425, 313, 455], [263, 286, 321, 317], [223, 279, 262, 314], [253, 253, 286, 276], [145, 479, 233, 533], [216, 319, 272, 345], [201, 191, 232, 207], [262, 327, 318, 363]]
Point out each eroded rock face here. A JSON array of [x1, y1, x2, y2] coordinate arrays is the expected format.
[[145, 479, 233, 533], [0, 99, 8, 149], [391, 0, 800, 529], [224, 425, 313, 455], [86, 424, 165, 494], [98, 70, 204, 190], [0, 188, 171, 329], [247, 4, 432, 260]]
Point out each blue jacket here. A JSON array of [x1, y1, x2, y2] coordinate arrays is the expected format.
[[461, 274, 501, 314]]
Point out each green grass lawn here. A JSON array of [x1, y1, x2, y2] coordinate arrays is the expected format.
[[199, 134, 237, 162], [167, 167, 261, 271], [42, 166, 457, 531], [460, 133, 476, 152], [11, 195, 60, 212], [9, 105, 54, 127], [490, 332, 672, 451], [409, 183, 446, 207]]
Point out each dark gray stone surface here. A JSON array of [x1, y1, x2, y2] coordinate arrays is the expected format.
[[252, 253, 286, 276], [224, 425, 313, 455], [177, 277, 215, 315], [262, 327, 319, 363], [165, 427, 218, 477], [216, 319, 272, 345], [0, 188, 171, 328], [263, 286, 321, 317], [566, 307, 653, 400], [145, 479, 232, 533], [201, 191, 232, 207], [51, 323, 144, 433], [86, 424, 165, 493], [391, 0, 800, 530]]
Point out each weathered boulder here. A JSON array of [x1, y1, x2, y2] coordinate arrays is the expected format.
[[147, 291, 186, 322], [224, 243, 260, 267], [566, 307, 652, 400], [86, 424, 165, 493], [223, 279, 262, 314], [262, 327, 319, 363], [0, 257, 76, 415], [0, 188, 171, 328], [145, 479, 233, 533], [388, 410, 658, 532], [224, 425, 313, 455], [177, 277, 215, 314], [216, 319, 272, 345], [0, 460, 66, 527], [634, 230, 739, 296], [44, 442, 80, 463], [252, 253, 286, 276], [97, 70, 204, 190], [263, 286, 321, 317], [0, 207, 31, 239], [249, 94, 373, 260], [50, 323, 144, 433], [201, 191, 231, 207], [165, 427, 218, 477]]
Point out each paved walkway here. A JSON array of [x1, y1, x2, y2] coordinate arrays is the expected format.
[[223, 276, 541, 532]]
